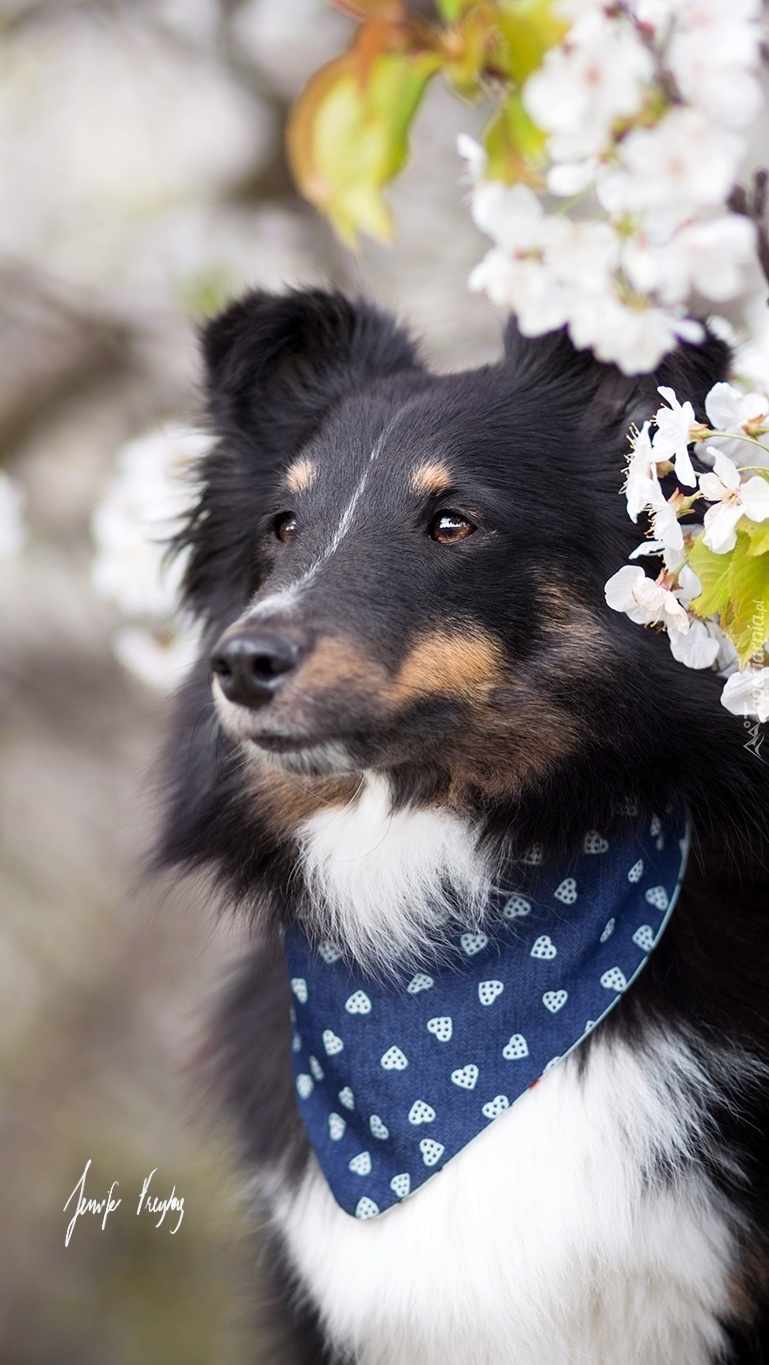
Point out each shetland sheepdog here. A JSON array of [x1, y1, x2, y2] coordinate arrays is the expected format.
[[159, 288, 769, 1364]]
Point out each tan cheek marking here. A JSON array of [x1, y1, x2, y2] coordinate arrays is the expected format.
[[394, 628, 505, 702], [409, 460, 453, 497], [289, 635, 391, 698], [285, 457, 318, 494]]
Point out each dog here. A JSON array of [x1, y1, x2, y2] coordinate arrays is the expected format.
[[158, 288, 769, 1364]]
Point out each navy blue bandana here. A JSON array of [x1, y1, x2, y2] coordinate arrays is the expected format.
[[283, 814, 689, 1220]]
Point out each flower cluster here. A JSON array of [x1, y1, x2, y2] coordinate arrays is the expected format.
[[605, 380, 769, 721], [463, 0, 764, 374], [90, 425, 210, 690]]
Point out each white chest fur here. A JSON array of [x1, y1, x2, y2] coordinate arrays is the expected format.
[[295, 776, 493, 976], [271, 1029, 738, 1365]]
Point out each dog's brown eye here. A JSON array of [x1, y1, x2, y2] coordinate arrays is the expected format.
[[274, 512, 297, 543], [429, 511, 476, 544]]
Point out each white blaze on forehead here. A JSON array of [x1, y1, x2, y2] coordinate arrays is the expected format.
[[252, 431, 387, 620]]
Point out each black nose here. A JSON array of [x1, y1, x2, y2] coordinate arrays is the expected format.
[[211, 631, 304, 708]]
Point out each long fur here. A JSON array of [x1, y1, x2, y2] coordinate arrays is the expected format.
[[158, 289, 769, 1363]]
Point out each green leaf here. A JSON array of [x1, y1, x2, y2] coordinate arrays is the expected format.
[[287, 47, 438, 246], [496, 0, 568, 84], [742, 518, 769, 558], [726, 532, 769, 665], [483, 89, 546, 181], [688, 535, 734, 619]]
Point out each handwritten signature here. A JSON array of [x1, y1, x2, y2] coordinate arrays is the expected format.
[[64, 1158, 185, 1246]]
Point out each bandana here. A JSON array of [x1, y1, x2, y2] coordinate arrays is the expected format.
[[284, 814, 689, 1220]]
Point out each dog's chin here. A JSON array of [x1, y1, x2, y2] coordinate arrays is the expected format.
[[242, 736, 360, 777]]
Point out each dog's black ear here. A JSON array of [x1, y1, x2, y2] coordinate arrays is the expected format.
[[502, 317, 731, 433], [202, 288, 420, 454]]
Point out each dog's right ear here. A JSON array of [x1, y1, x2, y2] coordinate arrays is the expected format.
[[201, 288, 420, 458]]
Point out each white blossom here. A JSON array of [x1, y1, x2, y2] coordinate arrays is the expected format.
[[652, 387, 701, 487], [523, 11, 653, 163], [91, 423, 210, 618], [597, 109, 744, 232], [605, 564, 690, 632], [704, 381, 769, 465], [0, 470, 25, 561], [669, 617, 720, 669], [668, 16, 763, 129], [721, 666, 769, 722], [621, 215, 755, 306], [699, 450, 769, 553]]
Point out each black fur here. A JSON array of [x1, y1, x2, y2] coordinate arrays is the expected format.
[[159, 289, 769, 1361]]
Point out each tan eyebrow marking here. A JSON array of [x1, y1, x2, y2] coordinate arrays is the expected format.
[[409, 460, 453, 497], [285, 457, 318, 494]]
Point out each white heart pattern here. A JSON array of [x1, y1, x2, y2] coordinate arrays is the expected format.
[[628, 858, 644, 883], [345, 990, 372, 1015], [318, 941, 342, 964], [599, 918, 615, 943], [482, 1094, 510, 1119], [408, 1099, 436, 1125], [460, 932, 488, 957], [390, 1173, 411, 1199], [632, 924, 655, 951], [338, 1086, 355, 1110], [369, 1114, 389, 1140], [322, 1028, 344, 1056], [554, 878, 578, 905], [328, 1113, 346, 1141], [522, 843, 543, 865], [426, 1016, 453, 1042], [650, 814, 662, 837], [583, 830, 609, 854], [290, 978, 308, 1004], [291, 1032, 301, 1053], [645, 885, 669, 911], [600, 967, 628, 992], [309, 1055, 324, 1081], [478, 980, 504, 1007], [407, 973, 434, 994], [530, 935, 557, 960], [419, 1138, 445, 1166], [543, 989, 568, 1013], [451, 1064, 479, 1090], [543, 1056, 561, 1073], [296, 1074, 314, 1100], [503, 895, 531, 920], [381, 1045, 409, 1071], [349, 1151, 372, 1176], [355, 1196, 379, 1219], [502, 1033, 529, 1060]]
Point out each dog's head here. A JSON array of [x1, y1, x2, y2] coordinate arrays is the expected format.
[[172, 288, 739, 841]]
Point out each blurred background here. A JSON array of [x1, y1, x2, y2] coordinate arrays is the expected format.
[[0, 1, 500, 1360]]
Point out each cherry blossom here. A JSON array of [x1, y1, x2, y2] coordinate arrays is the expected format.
[[604, 565, 690, 633], [699, 450, 769, 553], [668, 619, 720, 670], [652, 388, 703, 488], [704, 382, 769, 465], [721, 667, 769, 723]]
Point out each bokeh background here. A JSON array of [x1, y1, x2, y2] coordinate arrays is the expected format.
[[0, 2, 500, 1360]]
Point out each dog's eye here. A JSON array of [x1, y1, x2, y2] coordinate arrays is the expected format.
[[428, 511, 476, 544], [273, 512, 298, 543]]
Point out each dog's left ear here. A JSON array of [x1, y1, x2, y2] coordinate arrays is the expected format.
[[502, 318, 731, 435]]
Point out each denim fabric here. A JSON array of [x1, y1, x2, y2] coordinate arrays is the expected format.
[[283, 814, 689, 1220]]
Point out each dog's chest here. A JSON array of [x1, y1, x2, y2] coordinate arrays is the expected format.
[[272, 1033, 736, 1365]]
